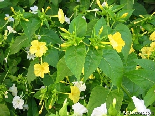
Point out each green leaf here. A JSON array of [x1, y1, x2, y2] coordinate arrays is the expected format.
[[43, 48, 59, 67], [43, 73, 56, 86], [56, 56, 72, 83], [0, 0, 11, 8], [144, 85, 155, 107], [69, 16, 87, 37], [86, 19, 98, 36], [120, 0, 133, 9], [0, 104, 10, 116], [115, 23, 132, 61], [94, 17, 107, 37], [27, 59, 39, 83], [10, 35, 29, 55], [133, 2, 147, 16], [59, 99, 68, 116], [21, 18, 41, 40], [40, 28, 62, 44], [27, 97, 39, 116], [65, 44, 86, 80], [51, 0, 58, 6], [99, 49, 123, 87], [125, 69, 155, 89], [29, 0, 36, 6], [134, 59, 155, 71], [84, 47, 103, 81], [87, 86, 109, 116]]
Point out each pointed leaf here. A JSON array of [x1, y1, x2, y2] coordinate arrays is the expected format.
[[134, 59, 155, 71], [56, 56, 72, 82], [69, 16, 87, 37], [115, 23, 132, 61], [21, 18, 41, 40], [125, 69, 155, 89], [84, 47, 103, 81], [65, 44, 86, 80], [0, 104, 10, 116], [99, 49, 123, 87], [10, 35, 29, 55]]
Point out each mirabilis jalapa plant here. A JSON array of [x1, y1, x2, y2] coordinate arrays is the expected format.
[[0, 0, 155, 115]]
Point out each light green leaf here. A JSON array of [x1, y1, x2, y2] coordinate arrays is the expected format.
[[40, 28, 62, 44], [125, 69, 155, 89], [59, 99, 68, 116], [87, 86, 109, 116], [27, 59, 39, 83], [94, 17, 107, 37], [56, 56, 72, 83], [69, 16, 87, 37], [134, 59, 155, 71], [144, 85, 155, 107], [0, 104, 10, 116], [21, 18, 41, 40], [10, 35, 29, 55], [99, 49, 123, 87], [84, 47, 103, 81], [65, 44, 86, 80], [43, 48, 59, 67], [115, 23, 132, 61]]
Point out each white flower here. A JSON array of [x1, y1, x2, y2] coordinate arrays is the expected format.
[[102, 2, 108, 7], [132, 96, 151, 116], [72, 102, 88, 116], [72, 81, 86, 92], [23, 104, 28, 111], [36, 35, 41, 40], [92, 8, 99, 11], [4, 57, 7, 63], [9, 84, 17, 96], [77, 0, 80, 2], [91, 103, 107, 116], [0, 0, 4, 2], [12, 96, 24, 109], [7, 26, 16, 34], [65, 15, 70, 24], [82, 16, 86, 20], [4, 91, 8, 98], [30, 5, 38, 14], [26, 51, 36, 60], [5, 14, 14, 22]]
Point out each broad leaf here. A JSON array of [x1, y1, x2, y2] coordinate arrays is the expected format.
[[65, 44, 86, 80], [0, 104, 10, 116], [27, 59, 39, 83], [115, 23, 132, 61], [56, 56, 72, 82], [69, 16, 87, 37], [10, 35, 29, 55], [120, 0, 133, 9], [84, 47, 103, 81], [43, 48, 59, 67], [21, 18, 41, 40], [99, 49, 123, 87], [134, 59, 155, 71], [144, 85, 155, 107], [125, 69, 155, 89]]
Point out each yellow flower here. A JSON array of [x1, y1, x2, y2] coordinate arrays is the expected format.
[[34, 62, 49, 78], [139, 47, 152, 59], [30, 40, 48, 57], [150, 31, 155, 41], [108, 32, 125, 52], [150, 42, 155, 51], [120, 13, 128, 18], [69, 86, 80, 103], [129, 44, 135, 54], [58, 9, 65, 24], [96, 0, 103, 10]]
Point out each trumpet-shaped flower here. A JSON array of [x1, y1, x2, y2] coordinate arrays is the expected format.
[[7, 26, 16, 34], [139, 47, 152, 59], [5, 14, 14, 22], [108, 32, 125, 52], [30, 40, 48, 57], [91, 103, 107, 116], [150, 31, 155, 41], [30, 5, 38, 14], [34, 62, 49, 78], [72, 102, 88, 116], [72, 81, 86, 92], [58, 9, 65, 24], [0, 0, 4, 2], [69, 86, 80, 103], [12, 96, 24, 109], [9, 84, 17, 96], [132, 96, 151, 116]]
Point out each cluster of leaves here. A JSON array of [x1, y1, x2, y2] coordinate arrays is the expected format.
[[1, 0, 155, 116]]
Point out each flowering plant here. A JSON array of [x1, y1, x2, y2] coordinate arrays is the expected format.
[[0, 0, 155, 116]]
